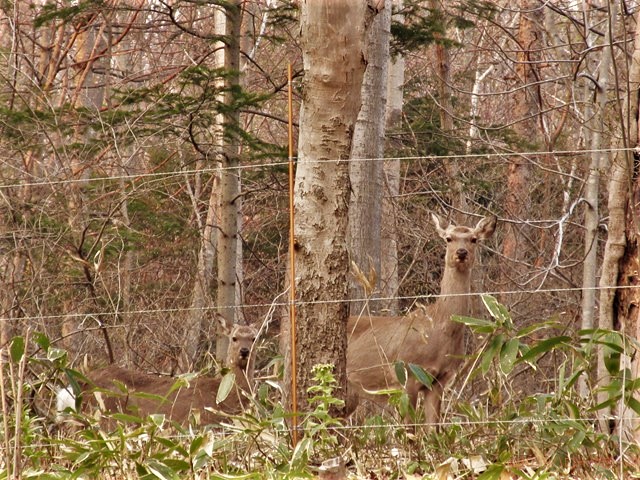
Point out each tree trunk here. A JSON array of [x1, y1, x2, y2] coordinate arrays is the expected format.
[[579, 0, 613, 398], [596, 1, 623, 433], [609, 4, 640, 439], [348, 0, 390, 316], [216, 1, 243, 361], [284, 0, 365, 413], [67, 18, 113, 361], [430, 1, 467, 221], [500, 0, 543, 291], [186, 180, 218, 369], [380, 4, 405, 315]]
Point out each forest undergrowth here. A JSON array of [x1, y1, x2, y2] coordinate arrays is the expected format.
[[1, 296, 639, 479]]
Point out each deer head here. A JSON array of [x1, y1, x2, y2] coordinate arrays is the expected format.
[[432, 213, 497, 274]]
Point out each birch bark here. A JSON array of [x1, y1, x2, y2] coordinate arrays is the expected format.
[[348, 0, 391, 316], [284, 0, 366, 411]]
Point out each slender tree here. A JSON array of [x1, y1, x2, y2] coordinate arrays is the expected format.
[[500, 0, 544, 290], [380, 0, 405, 316], [348, 0, 391, 316], [216, 0, 243, 361], [606, 4, 640, 438], [579, 0, 613, 398], [430, 0, 467, 221]]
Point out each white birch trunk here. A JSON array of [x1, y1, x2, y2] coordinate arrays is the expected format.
[[606, 5, 640, 439], [216, 0, 243, 360], [622, 11, 640, 443], [594, 2, 619, 431], [348, 0, 391, 316], [580, 0, 612, 399], [380, 1, 404, 315], [184, 6, 227, 367]]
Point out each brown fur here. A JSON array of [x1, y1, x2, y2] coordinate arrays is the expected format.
[[346, 214, 496, 424], [63, 323, 258, 426]]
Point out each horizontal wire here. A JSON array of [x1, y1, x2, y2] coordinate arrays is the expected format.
[[0, 283, 635, 323], [5, 413, 639, 452], [0, 146, 634, 191]]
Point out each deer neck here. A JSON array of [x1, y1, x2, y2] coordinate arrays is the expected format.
[[436, 266, 473, 318], [235, 362, 254, 391]]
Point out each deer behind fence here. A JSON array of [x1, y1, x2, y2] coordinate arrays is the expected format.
[[56, 321, 258, 426], [346, 213, 497, 425]]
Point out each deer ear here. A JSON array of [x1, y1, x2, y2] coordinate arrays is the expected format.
[[431, 213, 448, 238], [217, 313, 231, 336], [474, 215, 497, 239]]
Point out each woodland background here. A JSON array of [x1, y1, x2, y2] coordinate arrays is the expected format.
[[2, 0, 640, 477]]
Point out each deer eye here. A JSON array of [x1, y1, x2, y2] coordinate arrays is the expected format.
[[471, 237, 478, 244], [446, 237, 452, 243], [232, 337, 238, 342]]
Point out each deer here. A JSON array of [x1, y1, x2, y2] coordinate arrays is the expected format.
[[56, 320, 258, 426], [346, 213, 497, 426]]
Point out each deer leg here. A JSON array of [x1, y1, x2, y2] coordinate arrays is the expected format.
[[423, 370, 456, 429], [422, 382, 444, 428]]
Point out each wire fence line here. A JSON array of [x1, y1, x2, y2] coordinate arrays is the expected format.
[[0, 283, 634, 324], [0, 145, 634, 191], [0, 145, 633, 421]]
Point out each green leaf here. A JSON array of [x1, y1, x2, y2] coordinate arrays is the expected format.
[[562, 366, 585, 391], [481, 295, 511, 327], [145, 458, 180, 480], [476, 463, 505, 480], [567, 429, 586, 451], [363, 387, 403, 396], [161, 459, 190, 473], [398, 391, 411, 418], [604, 349, 621, 375], [583, 330, 625, 353], [133, 391, 167, 403], [394, 361, 407, 386], [517, 336, 572, 365], [599, 340, 625, 354], [10, 337, 25, 362], [290, 436, 311, 466], [217, 372, 235, 404], [192, 447, 211, 471], [453, 315, 496, 334], [148, 414, 166, 427], [591, 396, 619, 412], [625, 376, 640, 393], [167, 374, 196, 395], [499, 338, 520, 375], [47, 347, 67, 362], [155, 436, 180, 450], [515, 320, 561, 338], [33, 332, 50, 351], [63, 368, 86, 398], [189, 435, 204, 455], [481, 334, 504, 375], [110, 412, 144, 424], [563, 399, 581, 419], [408, 363, 434, 388], [625, 396, 640, 416]]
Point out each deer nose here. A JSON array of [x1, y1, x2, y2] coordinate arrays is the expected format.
[[239, 347, 250, 358], [456, 249, 468, 260]]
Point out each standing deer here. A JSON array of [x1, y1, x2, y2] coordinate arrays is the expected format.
[[346, 213, 496, 425], [56, 321, 258, 426]]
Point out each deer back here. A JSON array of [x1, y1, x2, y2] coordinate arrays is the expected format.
[[64, 322, 259, 426], [84, 365, 250, 424]]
